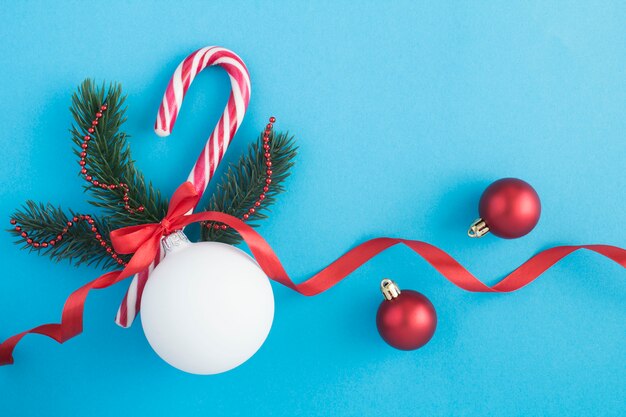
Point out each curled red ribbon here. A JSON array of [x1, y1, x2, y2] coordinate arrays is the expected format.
[[1, 182, 625, 365]]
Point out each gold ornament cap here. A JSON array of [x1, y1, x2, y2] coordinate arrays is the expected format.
[[380, 279, 401, 300], [468, 218, 490, 238]]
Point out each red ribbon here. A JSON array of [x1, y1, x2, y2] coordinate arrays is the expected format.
[[1, 181, 625, 365]]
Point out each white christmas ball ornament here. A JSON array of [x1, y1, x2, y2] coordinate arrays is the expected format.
[[140, 231, 274, 374]]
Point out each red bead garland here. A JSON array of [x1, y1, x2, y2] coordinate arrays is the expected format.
[[7, 103, 143, 267], [9, 214, 127, 266], [205, 116, 276, 231], [78, 104, 144, 215]]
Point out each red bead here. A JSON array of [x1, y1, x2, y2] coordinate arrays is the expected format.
[[263, 144, 270, 150], [62, 228, 68, 233], [56, 235, 63, 240], [93, 181, 99, 186], [266, 170, 272, 175], [220, 224, 227, 230], [377, 289, 437, 350], [266, 123, 273, 130], [81, 168, 87, 174], [259, 194, 265, 200], [269, 117, 276, 123], [254, 201, 261, 207], [81, 143, 88, 149], [67, 221, 73, 227], [266, 161, 272, 167], [33, 242, 40, 248], [263, 137, 269, 143], [96, 112, 102, 118], [26, 238, 33, 244], [124, 205, 130, 210], [106, 247, 112, 253], [88, 219, 95, 224], [15, 225, 21, 231], [88, 128, 95, 133], [138, 206, 144, 212], [263, 186, 269, 192], [41, 242, 48, 248], [123, 196, 129, 201], [243, 214, 249, 220], [73, 217, 78, 222], [112, 254, 118, 259], [10, 219, 17, 225], [85, 136, 91, 141], [248, 208, 255, 214], [84, 135, 91, 140], [80, 152, 87, 158], [477, 178, 541, 239], [264, 153, 271, 158], [95, 234, 102, 240], [117, 259, 124, 265], [91, 227, 97, 232], [49, 240, 56, 246], [100, 241, 107, 247], [213, 224, 220, 230], [86, 176, 92, 181], [79, 160, 86, 166], [265, 178, 272, 184], [92, 120, 98, 126], [20, 232, 27, 238], [101, 105, 107, 111]]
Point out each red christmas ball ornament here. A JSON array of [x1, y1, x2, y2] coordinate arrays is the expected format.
[[376, 279, 437, 350], [468, 178, 541, 239]]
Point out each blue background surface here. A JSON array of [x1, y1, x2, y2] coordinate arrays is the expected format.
[[1, 1, 624, 416]]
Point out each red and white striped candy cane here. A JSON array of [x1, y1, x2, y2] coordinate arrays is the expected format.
[[115, 46, 251, 328]]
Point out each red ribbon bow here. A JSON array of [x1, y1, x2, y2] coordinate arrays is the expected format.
[[109, 181, 202, 273], [1, 181, 625, 366]]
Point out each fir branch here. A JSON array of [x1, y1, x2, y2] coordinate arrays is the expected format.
[[201, 131, 297, 245], [8, 201, 129, 269], [70, 80, 168, 226]]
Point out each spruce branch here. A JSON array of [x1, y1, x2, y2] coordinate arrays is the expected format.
[[8, 201, 129, 269], [201, 131, 297, 245], [70, 79, 168, 226]]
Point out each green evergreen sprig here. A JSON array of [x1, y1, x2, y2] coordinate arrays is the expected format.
[[8, 201, 126, 269], [70, 80, 168, 225], [201, 131, 297, 245]]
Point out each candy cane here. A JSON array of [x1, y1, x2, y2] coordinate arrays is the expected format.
[[115, 46, 251, 328]]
